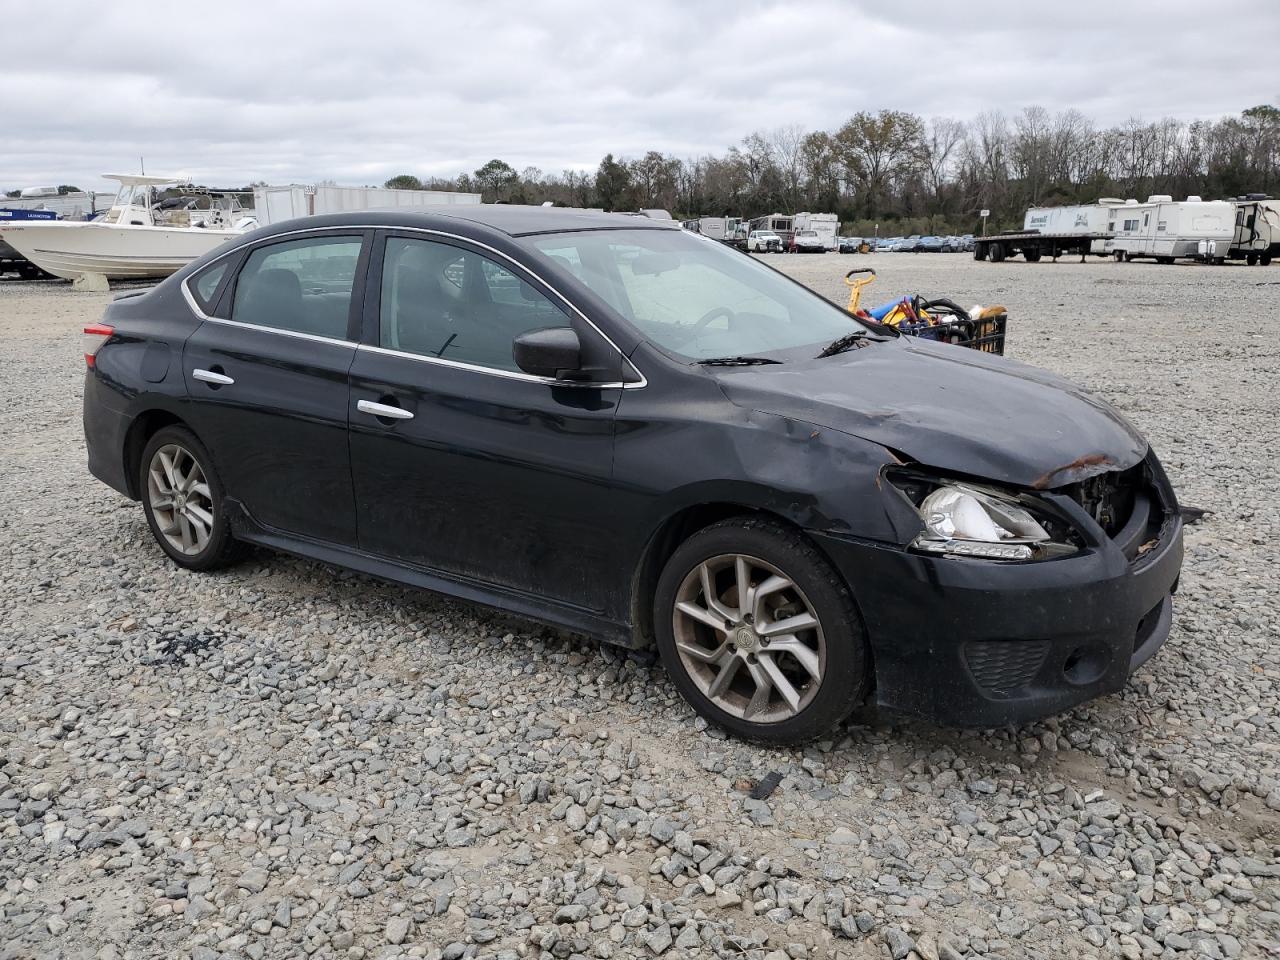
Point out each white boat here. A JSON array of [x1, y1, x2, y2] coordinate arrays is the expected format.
[[0, 174, 256, 290]]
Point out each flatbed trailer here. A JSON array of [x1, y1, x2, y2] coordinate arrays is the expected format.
[[973, 231, 1112, 263]]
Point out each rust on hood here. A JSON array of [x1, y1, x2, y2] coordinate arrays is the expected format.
[[1031, 453, 1116, 490]]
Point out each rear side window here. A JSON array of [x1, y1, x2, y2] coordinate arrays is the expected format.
[[231, 236, 363, 340], [189, 260, 229, 311], [379, 236, 569, 372]]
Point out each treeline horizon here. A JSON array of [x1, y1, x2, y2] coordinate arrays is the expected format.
[[382, 104, 1280, 235]]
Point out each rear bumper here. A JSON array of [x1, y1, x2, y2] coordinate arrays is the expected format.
[[83, 372, 135, 499], [811, 492, 1184, 728]]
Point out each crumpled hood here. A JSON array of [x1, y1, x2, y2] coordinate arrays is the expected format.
[[716, 338, 1148, 489]]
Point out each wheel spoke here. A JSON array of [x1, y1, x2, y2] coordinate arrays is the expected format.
[[765, 639, 821, 680], [189, 482, 211, 500], [151, 496, 176, 511], [742, 660, 774, 719], [676, 639, 726, 664], [676, 600, 728, 634], [756, 654, 802, 713], [734, 556, 752, 612], [186, 502, 214, 529], [759, 611, 818, 637], [699, 562, 736, 622], [706, 654, 741, 700], [750, 574, 793, 620], [157, 449, 179, 490], [189, 513, 210, 549], [177, 515, 194, 551]]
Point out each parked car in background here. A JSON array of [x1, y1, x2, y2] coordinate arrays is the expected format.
[[877, 237, 901, 251], [790, 229, 826, 253], [917, 236, 946, 253], [838, 236, 869, 254], [82, 205, 1184, 744], [748, 230, 782, 253], [898, 236, 922, 252]]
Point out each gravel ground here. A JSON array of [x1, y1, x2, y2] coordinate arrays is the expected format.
[[1, 254, 1278, 960]]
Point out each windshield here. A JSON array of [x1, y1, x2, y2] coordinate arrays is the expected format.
[[523, 228, 869, 360]]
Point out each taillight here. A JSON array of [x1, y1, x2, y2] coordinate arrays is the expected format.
[[83, 323, 114, 368]]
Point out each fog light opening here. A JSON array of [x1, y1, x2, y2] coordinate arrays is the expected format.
[[1062, 646, 1108, 686]]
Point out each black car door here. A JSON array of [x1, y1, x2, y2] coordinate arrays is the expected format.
[[347, 230, 624, 611], [181, 230, 370, 546]]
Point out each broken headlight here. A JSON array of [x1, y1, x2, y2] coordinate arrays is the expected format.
[[892, 476, 1080, 561]]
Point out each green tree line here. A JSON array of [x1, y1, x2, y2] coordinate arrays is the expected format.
[[384, 104, 1280, 233]]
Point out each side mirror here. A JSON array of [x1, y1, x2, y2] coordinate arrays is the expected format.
[[513, 327, 582, 380]]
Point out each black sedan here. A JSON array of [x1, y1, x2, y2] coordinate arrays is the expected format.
[[82, 206, 1183, 743]]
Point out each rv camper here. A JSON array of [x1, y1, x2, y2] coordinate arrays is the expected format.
[[1228, 195, 1279, 265], [1104, 196, 1235, 264], [791, 212, 840, 250]]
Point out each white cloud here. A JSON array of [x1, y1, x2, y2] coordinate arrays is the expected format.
[[2, 0, 1276, 192]]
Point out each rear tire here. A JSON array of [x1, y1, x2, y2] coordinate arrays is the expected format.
[[140, 426, 244, 571], [973, 246, 986, 261], [1246, 253, 1259, 266], [1024, 249, 1042, 263], [989, 243, 1006, 262], [1262, 253, 1273, 266], [654, 517, 870, 744]]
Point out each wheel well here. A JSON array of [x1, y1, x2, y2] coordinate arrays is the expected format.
[[122, 410, 186, 499], [631, 503, 793, 647]]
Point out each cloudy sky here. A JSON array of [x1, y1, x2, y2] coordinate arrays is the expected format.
[[4, 0, 1277, 193]]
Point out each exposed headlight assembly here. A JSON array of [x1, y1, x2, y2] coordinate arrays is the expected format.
[[901, 481, 1079, 561]]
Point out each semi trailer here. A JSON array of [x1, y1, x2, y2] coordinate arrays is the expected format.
[[973, 200, 1122, 262]]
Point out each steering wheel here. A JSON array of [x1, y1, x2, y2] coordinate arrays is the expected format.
[[694, 306, 737, 331]]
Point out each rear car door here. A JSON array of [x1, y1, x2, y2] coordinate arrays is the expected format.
[[347, 231, 624, 610], [181, 230, 370, 546]]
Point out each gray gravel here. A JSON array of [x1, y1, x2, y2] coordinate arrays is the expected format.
[[1, 255, 1278, 960]]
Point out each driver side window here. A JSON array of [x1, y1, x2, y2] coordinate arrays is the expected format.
[[380, 237, 570, 372]]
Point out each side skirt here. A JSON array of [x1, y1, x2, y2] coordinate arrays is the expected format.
[[226, 501, 640, 648]]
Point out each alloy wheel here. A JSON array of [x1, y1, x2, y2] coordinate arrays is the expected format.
[[146, 443, 215, 556], [671, 553, 826, 723]]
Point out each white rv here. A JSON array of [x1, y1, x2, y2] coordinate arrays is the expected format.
[[1023, 200, 1122, 255], [791, 212, 840, 250], [1104, 196, 1235, 263], [1228, 195, 1279, 265]]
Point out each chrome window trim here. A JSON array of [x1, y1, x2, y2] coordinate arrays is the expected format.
[[180, 223, 647, 388], [355, 342, 636, 389]]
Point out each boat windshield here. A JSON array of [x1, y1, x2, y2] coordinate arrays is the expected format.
[[106, 182, 154, 226]]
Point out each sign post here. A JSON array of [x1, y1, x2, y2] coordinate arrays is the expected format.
[[980, 209, 990, 237]]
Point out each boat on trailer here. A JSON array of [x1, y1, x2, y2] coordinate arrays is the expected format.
[[0, 174, 256, 290]]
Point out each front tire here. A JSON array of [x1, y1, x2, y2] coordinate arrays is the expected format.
[[654, 518, 870, 744], [140, 426, 244, 571]]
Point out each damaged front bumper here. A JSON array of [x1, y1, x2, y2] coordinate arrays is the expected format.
[[810, 454, 1184, 728]]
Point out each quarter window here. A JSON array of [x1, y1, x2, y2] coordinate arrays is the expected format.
[[379, 237, 569, 371], [188, 260, 231, 313], [232, 236, 362, 339]]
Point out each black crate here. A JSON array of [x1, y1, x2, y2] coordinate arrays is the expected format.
[[900, 314, 1006, 355]]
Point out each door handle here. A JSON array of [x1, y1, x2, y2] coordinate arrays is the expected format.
[[357, 399, 414, 421], [192, 368, 234, 386]]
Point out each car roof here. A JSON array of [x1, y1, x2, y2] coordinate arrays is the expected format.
[[250, 204, 673, 240]]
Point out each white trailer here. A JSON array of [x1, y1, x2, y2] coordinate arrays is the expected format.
[[792, 212, 839, 250], [252, 183, 481, 226], [1104, 196, 1235, 264], [1021, 200, 1122, 255], [696, 216, 728, 240], [1228, 195, 1279, 265]]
